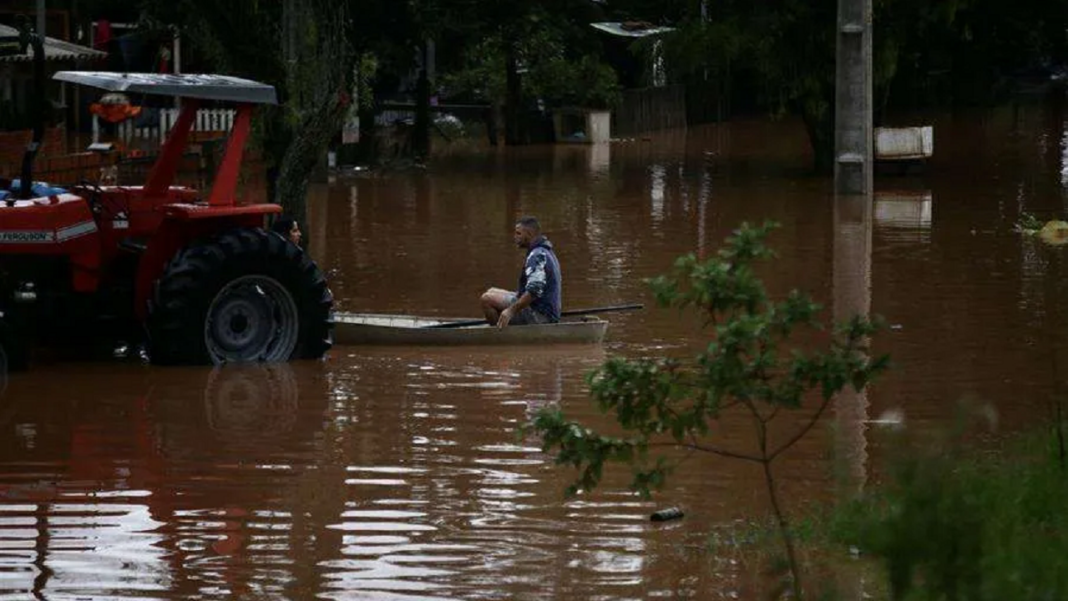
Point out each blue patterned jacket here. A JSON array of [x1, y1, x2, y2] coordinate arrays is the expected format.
[[518, 236, 561, 322]]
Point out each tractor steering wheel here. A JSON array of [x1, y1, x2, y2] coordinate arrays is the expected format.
[[78, 178, 104, 194], [77, 179, 106, 213]]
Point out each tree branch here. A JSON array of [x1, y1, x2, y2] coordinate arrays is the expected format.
[[766, 404, 782, 424], [742, 397, 767, 445], [768, 394, 834, 462], [720, 397, 745, 412], [762, 455, 803, 597], [646, 440, 763, 464]]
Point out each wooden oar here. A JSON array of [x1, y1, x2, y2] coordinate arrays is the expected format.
[[425, 303, 645, 329]]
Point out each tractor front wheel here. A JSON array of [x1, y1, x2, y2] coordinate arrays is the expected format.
[[147, 228, 333, 366]]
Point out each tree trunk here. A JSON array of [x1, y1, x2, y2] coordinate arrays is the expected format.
[[504, 41, 522, 146], [412, 41, 431, 161], [262, 105, 291, 214], [357, 102, 378, 164], [489, 103, 505, 146], [275, 136, 314, 229], [270, 0, 352, 239], [138, 0, 353, 243], [802, 101, 835, 175], [274, 97, 349, 232]]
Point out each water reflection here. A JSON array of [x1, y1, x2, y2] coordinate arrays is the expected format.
[[832, 194, 873, 499], [0, 95, 1066, 598], [316, 346, 677, 599], [831, 193, 874, 601], [1062, 121, 1068, 188], [650, 164, 666, 223], [696, 166, 712, 258], [590, 142, 611, 175], [324, 345, 700, 597], [0, 362, 330, 600], [874, 188, 932, 246], [202, 363, 300, 439]]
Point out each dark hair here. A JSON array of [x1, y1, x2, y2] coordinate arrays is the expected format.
[[271, 215, 296, 237], [516, 216, 540, 234]]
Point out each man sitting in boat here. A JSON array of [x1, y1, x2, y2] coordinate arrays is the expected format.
[[480, 216, 562, 328]]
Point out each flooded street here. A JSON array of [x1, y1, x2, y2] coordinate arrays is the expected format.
[[2, 93, 1068, 599]]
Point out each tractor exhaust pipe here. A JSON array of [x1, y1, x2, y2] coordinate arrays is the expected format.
[[0, 16, 46, 205], [18, 16, 46, 202]]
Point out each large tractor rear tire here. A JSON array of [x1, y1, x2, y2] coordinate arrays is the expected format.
[[146, 227, 333, 366], [0, 314, 28, 372], [0, 327, 7, 393], [0, 341, 6, 397]]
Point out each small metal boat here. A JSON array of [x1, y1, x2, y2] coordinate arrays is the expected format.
[[331, 312, 609, 346]]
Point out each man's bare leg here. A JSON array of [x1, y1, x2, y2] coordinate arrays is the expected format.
[[480, 288, 514, 325]]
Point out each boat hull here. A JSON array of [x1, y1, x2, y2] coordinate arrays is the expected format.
[[331, 312, 609, 346]]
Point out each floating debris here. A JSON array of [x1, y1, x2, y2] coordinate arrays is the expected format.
[[867, 408, 906, 430], [1015, 213, 1068, 246], [650, 507, 685, 522], [1038, 220, 1068, 246]]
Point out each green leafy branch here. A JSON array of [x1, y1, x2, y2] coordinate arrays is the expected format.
[[526, 220, 889, 599]]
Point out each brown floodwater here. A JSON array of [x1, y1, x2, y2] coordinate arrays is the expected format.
[[2, 92, 1067, 599]]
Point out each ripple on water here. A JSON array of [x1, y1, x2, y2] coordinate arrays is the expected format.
[[4, 107, 1066, 599], [0, 499, 171, 597]]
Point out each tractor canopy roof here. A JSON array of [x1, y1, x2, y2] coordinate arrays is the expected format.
[[52, 71, 278, 105]]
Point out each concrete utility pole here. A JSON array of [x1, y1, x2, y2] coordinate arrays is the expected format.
[[834, 0, 872, 196]]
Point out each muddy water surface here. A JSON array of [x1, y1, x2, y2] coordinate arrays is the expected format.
[[1, 95, 1067, 599]]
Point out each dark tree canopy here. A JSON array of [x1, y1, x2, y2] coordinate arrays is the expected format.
[[69, 0, 1068, 174]]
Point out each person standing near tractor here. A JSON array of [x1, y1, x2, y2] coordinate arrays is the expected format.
[[271, 215, 302, 247]]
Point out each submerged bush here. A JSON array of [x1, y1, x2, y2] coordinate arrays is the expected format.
[[829, 408, 1068, 600]]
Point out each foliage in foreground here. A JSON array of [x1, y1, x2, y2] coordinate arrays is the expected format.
[[526, 220, 889, 598], [827, 406, 1068, 601]]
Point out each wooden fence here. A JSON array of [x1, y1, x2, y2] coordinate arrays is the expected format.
[[0, 128, 67, 168], [612, 85, 688, 137]]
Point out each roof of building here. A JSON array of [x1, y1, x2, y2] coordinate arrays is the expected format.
[[0, 23, 108, 63], [590, 22, 676, 38]]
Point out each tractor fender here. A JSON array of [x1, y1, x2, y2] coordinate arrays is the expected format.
[[133, 211, 274, 323]]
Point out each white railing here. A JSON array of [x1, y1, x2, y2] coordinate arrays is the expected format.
[[97, 108, 237, 147]]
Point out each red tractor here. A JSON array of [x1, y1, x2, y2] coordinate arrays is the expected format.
[[0, 26, 333, 370]]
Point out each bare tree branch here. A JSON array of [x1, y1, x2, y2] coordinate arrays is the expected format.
[[647, 441, 763, 464], [768, 395, 834, 462]]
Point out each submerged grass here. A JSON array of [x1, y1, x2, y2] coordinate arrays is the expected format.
[[823, 408, 1068, 600], [709, 405, 1068, 600]]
